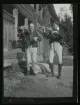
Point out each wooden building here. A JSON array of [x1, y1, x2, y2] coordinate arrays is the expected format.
[[3, 4, 64, 62]]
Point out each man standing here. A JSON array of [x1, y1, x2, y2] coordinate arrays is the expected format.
[[25, 22, 42, 75], [43, 23, 63, 79]]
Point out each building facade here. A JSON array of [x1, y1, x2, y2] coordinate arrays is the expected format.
[[3, 4, 64, 62]]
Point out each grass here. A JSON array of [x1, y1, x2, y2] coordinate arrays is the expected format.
[[4, 63, 25, 97]]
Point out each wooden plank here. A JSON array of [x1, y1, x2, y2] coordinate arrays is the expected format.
[[24, 4, 35, 12], [37, 31, 44, 62], [3, 13, 15, 52], [4, 19, 8, 51], [43, 37, 50, 61], [13, 4, 34, 22], [4, 59, 12, 67], [3, 25, 8, 51], [3, 10, 15, 24]]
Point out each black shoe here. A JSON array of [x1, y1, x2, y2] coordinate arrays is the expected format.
[[57, 75, 61, 79], [25, 71, 30, 76], [30, 67, 36, 75], [56, 75, 61, 79], [32, 71, 36, 75]]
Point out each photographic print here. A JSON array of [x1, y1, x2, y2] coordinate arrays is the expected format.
[[2, 4, 76, 103]]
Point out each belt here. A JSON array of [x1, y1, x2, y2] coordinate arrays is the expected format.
[[30, 45, 37, 48]]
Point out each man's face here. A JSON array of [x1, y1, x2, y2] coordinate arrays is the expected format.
[[29, 23, 35, 32]]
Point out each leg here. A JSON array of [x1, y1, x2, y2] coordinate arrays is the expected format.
[[49, 46, 55, 76], [25, 47, 31, 75], [57, 63, 63, 79], [31, 47, 37, 75], [54, 42, 63, 79], [57, 45, 63, 79]]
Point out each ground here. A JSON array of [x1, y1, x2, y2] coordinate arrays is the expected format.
[[4, 63, 73, 97], [4, 50, 73, 98]]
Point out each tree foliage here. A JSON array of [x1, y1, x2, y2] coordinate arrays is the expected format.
[[69, 4, 73, 15], [61, 14, 73, 54], [58, 6, 73, 54]]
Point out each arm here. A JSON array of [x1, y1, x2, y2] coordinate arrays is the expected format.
[[43, 30, 53, 39], [30, 31, 42, 44], [51, 32, 63, 41]]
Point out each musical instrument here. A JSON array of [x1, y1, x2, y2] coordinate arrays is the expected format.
[[17, 26, 31, 51]]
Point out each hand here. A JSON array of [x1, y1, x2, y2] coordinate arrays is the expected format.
[[34, 37, 38, 41], [52, 31, 59, 34]]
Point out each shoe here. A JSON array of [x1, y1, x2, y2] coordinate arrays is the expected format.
[[25, 71, 30, 76], [56, 75, 61, 79], [32, 71, 36, 75]]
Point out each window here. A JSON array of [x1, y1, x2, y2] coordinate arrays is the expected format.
[[18, 12, 25, 27], [28, 19, 33, 26], [34, 4, 36, 10]]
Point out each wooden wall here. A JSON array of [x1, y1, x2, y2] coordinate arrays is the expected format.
[[3, 10, 15, 52], [3, 4, 54, 63]]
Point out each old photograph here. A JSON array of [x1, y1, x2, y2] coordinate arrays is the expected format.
[[3, 4, 74, 99]]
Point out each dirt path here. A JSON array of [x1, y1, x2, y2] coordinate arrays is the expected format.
[[5, 66, 73, 97]]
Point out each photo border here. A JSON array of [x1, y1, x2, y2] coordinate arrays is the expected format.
[[1, 2, 78, 104]]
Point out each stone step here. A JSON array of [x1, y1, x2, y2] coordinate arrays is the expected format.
[[4, 48, 22, 59]]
